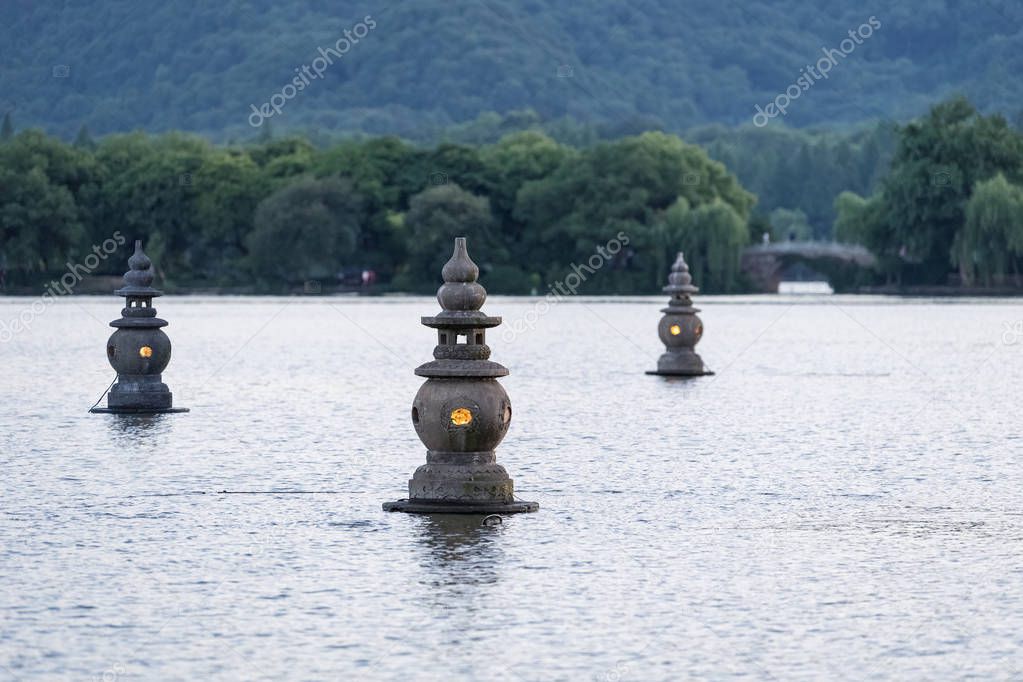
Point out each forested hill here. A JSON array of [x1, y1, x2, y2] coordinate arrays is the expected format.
[[1, 0, 1021, 140]]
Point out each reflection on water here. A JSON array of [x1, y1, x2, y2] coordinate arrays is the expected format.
[[414, 514, 505, 588], [103, 412, 170, 436]]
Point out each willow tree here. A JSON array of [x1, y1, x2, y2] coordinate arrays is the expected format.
[[660, 197, 748, 293], [955, 174, 1023, 285], [879, 97, 1023, 283]]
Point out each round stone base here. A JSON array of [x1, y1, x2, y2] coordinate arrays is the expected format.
[[383, 499, 539, 514], [645, 369, 715, 377], [89, 407, 190, 414]]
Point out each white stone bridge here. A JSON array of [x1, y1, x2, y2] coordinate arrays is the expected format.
[[740, 241, 877, 293]]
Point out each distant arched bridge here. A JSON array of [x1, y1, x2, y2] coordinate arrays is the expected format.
[[741, 241, 877, 293]]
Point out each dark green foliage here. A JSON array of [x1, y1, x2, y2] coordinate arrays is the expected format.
[[73, 125, 95, 150], [0, 131, 95, 283], [0, 127, 760, 293], [3, 2, 1022, 139], [672, 200, 749, 293], [395, 184, 499, 291], [882, 98, 1023, 282], [1, 113, 13, 142], [690, 123, 897, 239], [248, 177, 363, 284], [835, 97, 1023, 285], [514, 132, 755, 293], [955, 174, 1023, 285]]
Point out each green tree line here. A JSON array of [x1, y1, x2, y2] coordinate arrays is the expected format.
[[0, 125, 757, 294], [4, 95, 1021, 294]]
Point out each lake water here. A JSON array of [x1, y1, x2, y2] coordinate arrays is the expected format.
[[1, 294, 1021, 680]]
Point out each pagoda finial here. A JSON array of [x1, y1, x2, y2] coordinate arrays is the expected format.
[[123, 240, 155, 289], [664, 251, 698, 296], [437, 237, 486, 312], [441, 237, 479, 283], [115, 239, 162, 298]]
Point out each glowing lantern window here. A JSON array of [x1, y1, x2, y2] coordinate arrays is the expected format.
[[139, 346, 153, 358], [450, 408, 473, 426], [669, 324, 682, 336]]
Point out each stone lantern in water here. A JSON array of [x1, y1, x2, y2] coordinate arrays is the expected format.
[[647, 251, 714, 377], [90, 240, 188, 414], [384, 237, 538, 514]]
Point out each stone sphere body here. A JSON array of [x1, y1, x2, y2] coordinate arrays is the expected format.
[[658, 313, 703, 349], [412, 377, 511, 453], [106, 327, 172, 375], [437, 281, 486, 311]]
